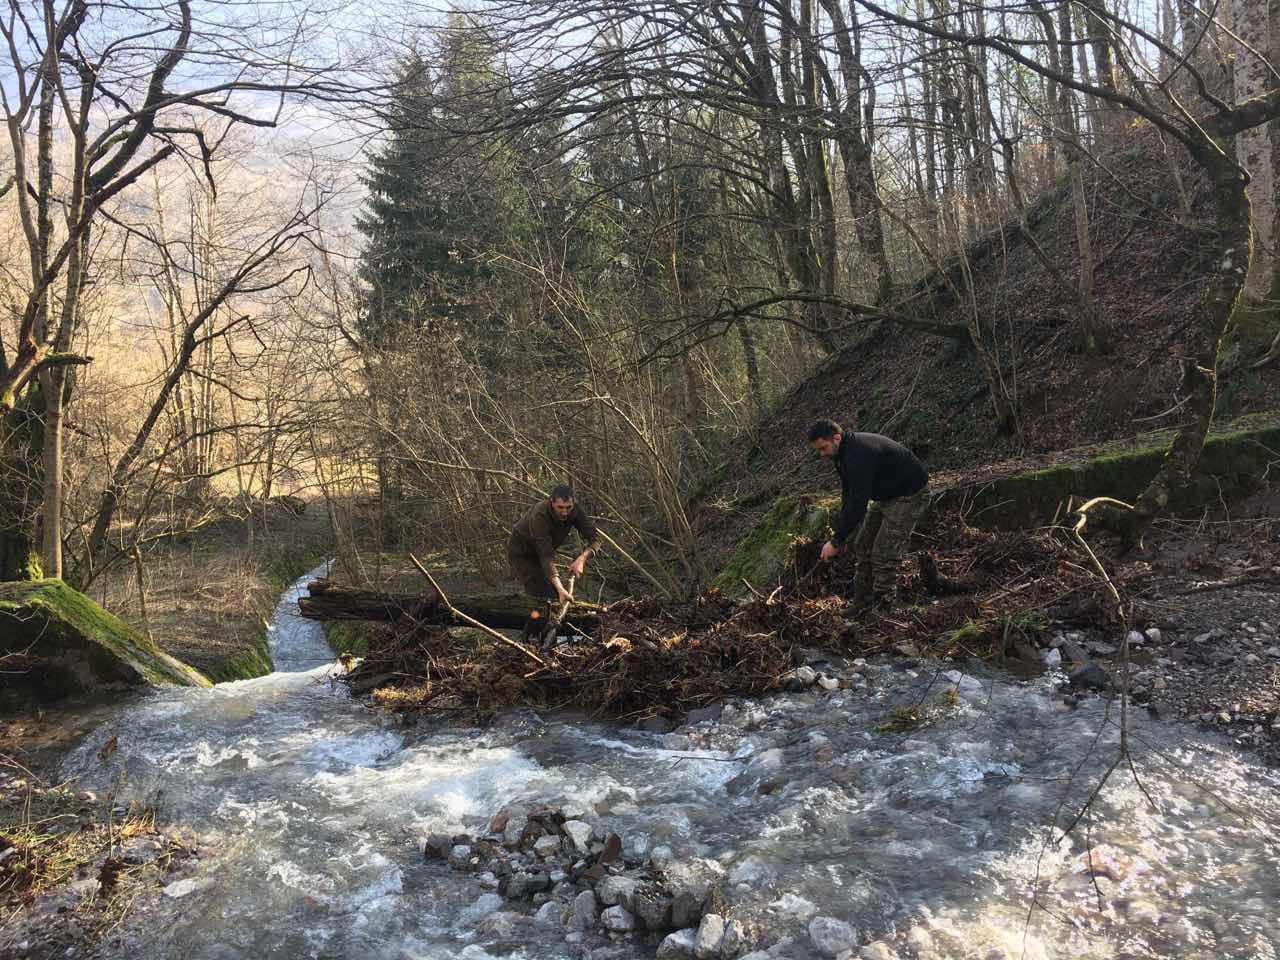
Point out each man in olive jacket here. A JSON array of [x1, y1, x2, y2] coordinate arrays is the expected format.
[[507, 484, 602, 606], [809, 419, 930, 612]]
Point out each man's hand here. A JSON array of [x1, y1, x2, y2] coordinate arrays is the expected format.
[[553, 578, 574, 605], [568, 553, 588, 578], [820, 540, 840, 562]]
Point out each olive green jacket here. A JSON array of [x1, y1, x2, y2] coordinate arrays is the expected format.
[[507, 499, 602, 581]]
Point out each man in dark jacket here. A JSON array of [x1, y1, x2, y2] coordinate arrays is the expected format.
[[508, 484, 602, 606], [809, 419, 930, 611]]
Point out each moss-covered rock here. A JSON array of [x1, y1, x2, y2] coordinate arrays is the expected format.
[[935, 416, 1280, 529], [324, 621, 375, 657], [204, 629, 273, 683], [710, 494, 838, 595], [0, 579, 211, 697]]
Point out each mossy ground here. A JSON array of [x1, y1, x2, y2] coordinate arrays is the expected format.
[[710, 495, 837, 596]]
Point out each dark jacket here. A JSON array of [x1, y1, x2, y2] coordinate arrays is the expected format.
[[831, 432, 928, 544], [507, 499, 602, 581]]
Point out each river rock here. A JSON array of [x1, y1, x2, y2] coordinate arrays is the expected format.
[[686, 704, 724, 725], [664, 858, 725, 927], [601, 904, 637, 932], [534, 900, 564, 928], [628, 883, 673, 930], [449, 844, 473, 867], [421, 834, 453, 860], [818, 676, 840, 692], [657, 929, 698, 959], [460, 893, 505, 924], [784, 666, 819, 689], [694, 913, 726, 959], [721, 918, 748, 957], [941, 670, 983, 697], [1145, 627, 1162, 644], [534, 835, 562, 858], [563, 820, 594, 854], [809, 916, 859, 957], [162, 878, 211, 899], [1069, 662, 1109, 691], [573, 889, 600, 930], [119, 836, 165, 864], [1043, 648, 1062, 668], [728, 855, 772, 887], [598, 875, 640, 906], [501, 870, 550, 898], [476, 911, 524, 939]]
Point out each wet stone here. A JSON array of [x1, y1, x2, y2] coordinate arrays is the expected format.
[[534, 900, 564, 928], [657, 929, 698, 959], [628, 883, 673, 930], [809, 916, 859, 957], [449, 844, 473, 868], [694, 913, 725, 959], [573, 889, 600, 930], [685, 704, 724, 725], [421, 834, 453, 860], [535, 835, 563, 858], [476, 911, 524, 939], [601, 904, 637, 933], [721, 918, 748, 957], [561, 818, 593, 851], [1068, 662, 1109, 691], [598, 875, 640, 906]]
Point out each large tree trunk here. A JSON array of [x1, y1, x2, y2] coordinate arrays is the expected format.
[[0, 399, 44, 580], [1125, 151, 1252, 537], [1233, 0, 1275, 306], [297, 578, 604, 632]]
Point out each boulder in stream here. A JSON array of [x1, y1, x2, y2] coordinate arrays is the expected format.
[[0, 578, 211, 698]]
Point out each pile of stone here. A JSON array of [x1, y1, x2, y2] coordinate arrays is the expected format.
[[420, 802, 752, 958]]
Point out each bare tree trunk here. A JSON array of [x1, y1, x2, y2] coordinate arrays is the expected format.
[[1126, 159, 1248, 530], [1233, 0, 1275, 306], [1080, 0, 1124, 144]]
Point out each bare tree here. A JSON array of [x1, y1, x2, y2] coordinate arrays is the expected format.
[[0, 0, 363, 579]]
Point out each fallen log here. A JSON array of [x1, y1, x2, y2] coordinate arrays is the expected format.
[[296, 579, 603, 632]]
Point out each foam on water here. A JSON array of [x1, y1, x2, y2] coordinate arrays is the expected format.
[[53, 571, 1280, 959]]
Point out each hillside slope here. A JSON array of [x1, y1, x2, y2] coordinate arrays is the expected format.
[[694, 126, 1279, 578]]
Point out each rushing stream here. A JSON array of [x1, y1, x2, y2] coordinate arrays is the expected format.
[[60, 570, 1280, 959]]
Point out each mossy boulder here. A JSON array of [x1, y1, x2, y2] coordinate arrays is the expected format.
[[711, 494, 838, 595], [934, 416, 1280, 529], [0, 579, 212, 698]]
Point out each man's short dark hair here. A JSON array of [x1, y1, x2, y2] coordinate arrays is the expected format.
[[807, 419, 842, 443], [549, 483, 576, 501]]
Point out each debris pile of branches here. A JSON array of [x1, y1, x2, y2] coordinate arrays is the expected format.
[[345, 590, 861, 721], [342, 510, 1115, 720]]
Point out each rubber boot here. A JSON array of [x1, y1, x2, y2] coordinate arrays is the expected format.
[[841, 562, 876, 617]]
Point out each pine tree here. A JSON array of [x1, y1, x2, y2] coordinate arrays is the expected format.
[[355, 51, 480, 348]]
